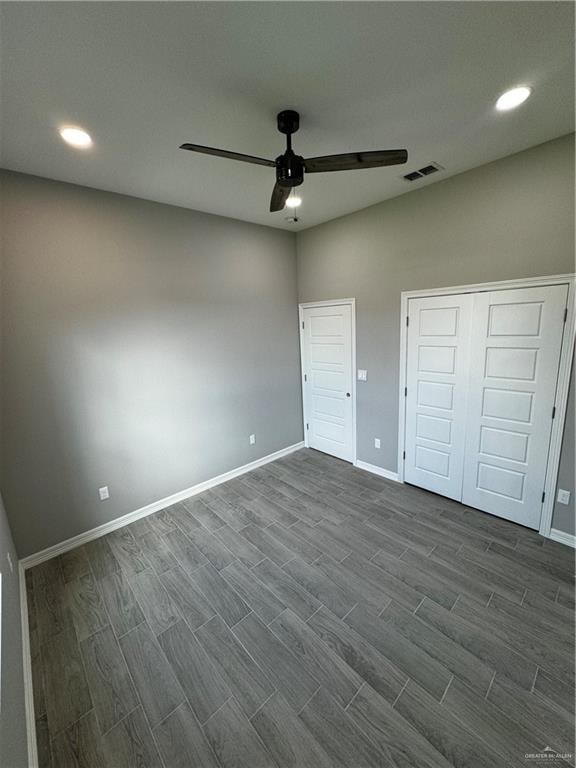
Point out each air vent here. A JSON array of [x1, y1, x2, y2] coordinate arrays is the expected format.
[[403, 162, 444, 182], [419, 164, 440, 176]]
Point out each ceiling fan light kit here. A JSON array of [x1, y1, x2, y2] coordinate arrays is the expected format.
[[180, 110, 408, 213]]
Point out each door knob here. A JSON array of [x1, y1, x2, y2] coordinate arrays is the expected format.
[[346, 392, 351, 397]]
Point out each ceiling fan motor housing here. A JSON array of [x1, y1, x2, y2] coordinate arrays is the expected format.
[[276, 151, 304, 187]]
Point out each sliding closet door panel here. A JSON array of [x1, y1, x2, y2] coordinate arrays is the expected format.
[[461, 285, 568, 529], [404, 294, 473, 500]]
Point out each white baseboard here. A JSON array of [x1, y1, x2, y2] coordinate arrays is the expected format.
[[354, 459, 400, 483], [549, 528, 576, 549], [19, 441, 304, 571]]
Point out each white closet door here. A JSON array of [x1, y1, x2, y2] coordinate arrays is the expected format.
[[404, 294, 473, 500], [302, 304, 354, 461], [462, 285, 568, 529]]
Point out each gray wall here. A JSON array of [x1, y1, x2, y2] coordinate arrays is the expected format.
[[0, 494, 27, 768], [297, 134, 575, 534], [0, 180, 28, 764], [1, 171, 302, 557]]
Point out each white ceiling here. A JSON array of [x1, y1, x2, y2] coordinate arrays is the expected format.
[[1, 2, 573, 231]]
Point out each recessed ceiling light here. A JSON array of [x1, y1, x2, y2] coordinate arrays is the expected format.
[[286, 195, 302, 208], [59, 126, 93, 148], [496, 86, 532, 112]]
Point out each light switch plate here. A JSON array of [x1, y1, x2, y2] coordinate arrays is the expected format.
[[557, 489, 571, 505], [374, 438, 381, 449], [249, 434, 256, 445], [357, 369, 368, 381], [99, 486, 110, 501]]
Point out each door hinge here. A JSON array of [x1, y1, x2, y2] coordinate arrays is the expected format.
[[403, 450, 406, 460], [406, 316, 409, 327], [304, 373, 307, 382], [541, 491, 546, 503], [552, 406, 556, 419], [306, 423, 309, 431], [302, 321, 305, 329], [404, 387, 407, 397], [563, 307, 568, 322]]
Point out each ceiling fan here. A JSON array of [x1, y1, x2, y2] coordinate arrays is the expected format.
[[180, 110, 408, 212]]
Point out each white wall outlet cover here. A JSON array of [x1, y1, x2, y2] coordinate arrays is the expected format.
[[557, 489, 571, 505], [374, 438, 381, 449], [357, 369, 368, 381], [249, 434, 256, 445], [99, 486, 110, 501]]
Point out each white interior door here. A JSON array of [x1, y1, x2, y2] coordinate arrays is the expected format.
[[461, 285, 568, 529], [404, 294, 473, 500], [301, 303, 354, 462]]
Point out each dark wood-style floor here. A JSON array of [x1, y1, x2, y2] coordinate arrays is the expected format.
[[26, 448, 575, 768]]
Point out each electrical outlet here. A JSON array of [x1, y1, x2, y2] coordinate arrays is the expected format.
[[99, 486, 110, 501], [374, 438, 381, 449], [249, 434, 256, 445], [6, 551, 13, 574], [357, 369, 368, 381], [557, 489, 571, 505]]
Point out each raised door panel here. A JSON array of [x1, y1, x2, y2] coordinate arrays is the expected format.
[[461, 285, 568, 529], [404, 294, 473, 500]]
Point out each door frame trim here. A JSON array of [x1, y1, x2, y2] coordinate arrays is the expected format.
[[397, 274, 575, 539], [299, 298, 357, 464]]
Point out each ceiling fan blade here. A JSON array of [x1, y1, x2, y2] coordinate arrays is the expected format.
[[304, 149, 408, 173], [270, 183, 291, 212], [179, 143, 275, 168]]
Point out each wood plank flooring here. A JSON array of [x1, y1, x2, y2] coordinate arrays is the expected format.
[[26, 448, 575, 767]]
